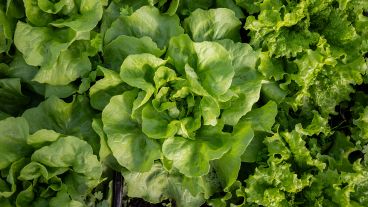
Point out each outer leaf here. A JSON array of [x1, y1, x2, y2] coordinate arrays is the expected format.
[[0, 78, 29, 116], [218, 40, 262, 125], [162, 126, 231, 177], [102, 91, 161, 172], [184, 8, 241, 42], [14, 22, 77, 67], [50, 0, 103, 32], [31, 136, 102, 179], [22, 96, 99, 153], [212, 122, 254, 189], [242, 101, 278, 132], [0, 117, 31, 170], [104, 6, 184, 48], [27, 129, 61, 148], [32, 41, 92, 85], [104, 35, 165, 70], [123, 163, 205, 207], [89, 67, 129, 111]]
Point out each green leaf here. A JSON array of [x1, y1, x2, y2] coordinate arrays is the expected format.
[[49, 189, 84, 207], [14, 22, 77, 67], [184, 8, 241, 42], [16, 184, 34, 207], [193, 41, 234, 97], [27, 129, 61, 148], [258, 52, 285, 81], [91, 118, 122, 172], [120, 54, 166, 111], [102, 91, 161, 172], [104, 35, 165, 71], [142, 103, 179, 139], [31, 136, 102, 179], [0, 117, 31, 170], [166, 34, 197, 74], [123, 163, 205, 206], [162, 126, 231, 177], [50, 0, 103, 32], [212, 122, 254, 189], [243, 101, 278, 132], [0, 78, 29, 116], [120, 54, 166, 92], [22, 96, 99, 153], [218, 40, 262, 125], [200, 96, 220, 126], [89, 67, 129, 111], [0, 158, 27, 198], [221, 78, 262, 126], [24, 0, 102, 32], [32, 41, 93, 85], [281, 130, 326, 171], [104, 6, 184, 48], [215, 0, 245, 19]]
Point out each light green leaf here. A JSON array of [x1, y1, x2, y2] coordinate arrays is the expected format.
[[27, 129, 61, 148], [142, 103, 179, 139], [14, 22, 77, 67], [22, 96, 99, 153], [193, 41, 234, 97], [184, 8, 241, 42], [163, 126, 231, 177], [89, 67, 129, 111], [123, 163, 205, 206], [32, 41, 92, 85], [104, 6, 184, 48], [212, 122, 254, 189], [243, 101, 278, 132], [104, 35, 165, 70], [102, 91, 161, 172], [31, 136, 102, 179]]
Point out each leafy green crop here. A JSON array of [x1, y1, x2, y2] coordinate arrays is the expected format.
[[0, 0, 368, 206]]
